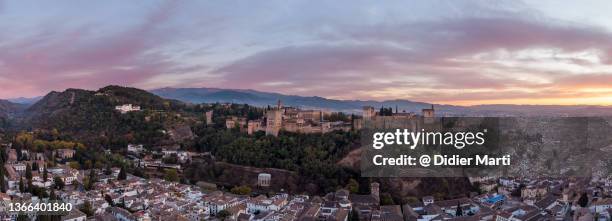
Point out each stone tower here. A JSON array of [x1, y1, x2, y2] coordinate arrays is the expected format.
[[371, 182, 380, 204], [205, 111, 213, 125], [266, 100, 283, 137], [422, 105, 435, 124], [363, 106, 376, 120], [422, 105, 435, 118]]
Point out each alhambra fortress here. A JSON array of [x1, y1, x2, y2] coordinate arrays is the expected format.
[[223, 100, 436, 137]]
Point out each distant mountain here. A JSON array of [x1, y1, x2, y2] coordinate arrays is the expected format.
[[0, 99, 26, 118], [151, 87, 612, 116], [0, 99, 25, 113], [150, 87, 460, 114], [0, 99, 27, 128], [467, 104, 612, 117], [8, 96, 42, 105]]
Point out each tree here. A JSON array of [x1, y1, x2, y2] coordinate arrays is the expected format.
[[118, 166, 127, 180], [16, 214, 28, 221], [0, 149, 6, 164], [164, 169, 179, 182], [230, 185, 252, 195], [132, 167, 146, 178], [0, 169, 6, 193], [346, 179, 359, 193], [380, 193, 395, 205], [104, 164, 112, 175], [86, 169, 97, 190], [18, 177, 24, 193], [49, 155, 56, 167], [350, 207, 360, 221], [43, 166, 48, 182], [511, 184, 525, 197], [403, 196, 420, 205], [455, 202, 463, 216], [68, 161, 80, 170], [577, 192, 589, 208], [49, 189, 57, 200], [27, 179, 33, 193], [378, 107, 393, 116], [105, 195, 114, 206], [32, 161, 39, 171], [25, 164, 32, 180], [216, 210, 231, 221], [33, 185, 46, 198], [80, 201, 94, 217], [53, 176, 65, 190]]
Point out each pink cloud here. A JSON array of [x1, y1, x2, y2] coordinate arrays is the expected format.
[[2, 1, 612, 105], [0, 1, 180, 98], [213, 16, 612, 103]]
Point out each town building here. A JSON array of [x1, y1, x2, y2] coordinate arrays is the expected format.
[[115, 104, 141, 114], [258, 173, 271, 187], [56, 148, 76, 159]]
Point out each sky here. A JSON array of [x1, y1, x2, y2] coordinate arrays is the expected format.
[[1, 0, 612, 105]]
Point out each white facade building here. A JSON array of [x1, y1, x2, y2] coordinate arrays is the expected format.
[[115, 104, 141, 114]]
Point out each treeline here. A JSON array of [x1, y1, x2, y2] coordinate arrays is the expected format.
[[14, 131, 84, 152], [193, 124, 359, 166], [324, 112, 353, 122], [187, 123, 361, 193]]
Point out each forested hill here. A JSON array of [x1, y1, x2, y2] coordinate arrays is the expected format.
[[0, 99, 26, 128], [0, 99, 26, 115], [20, 85, 192, 148], [27, 85, 184, 114]]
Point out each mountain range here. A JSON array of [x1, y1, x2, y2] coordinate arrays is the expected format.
[[3, 86, 612, 118], [7, 96, 42, 104], [0, 99, 26, 121], [150, 87, 445, 113], [150, 87, 612, 116]]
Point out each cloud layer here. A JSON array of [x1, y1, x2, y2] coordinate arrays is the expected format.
[[1, 1, 612, 105]]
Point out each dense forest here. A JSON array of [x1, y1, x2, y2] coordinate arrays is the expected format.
[[184, 119, 361, 193]]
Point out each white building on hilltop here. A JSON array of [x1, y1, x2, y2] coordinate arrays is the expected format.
[[115, 104, 141, 114]]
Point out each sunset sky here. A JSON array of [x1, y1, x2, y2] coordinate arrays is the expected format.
[[1, 1, 612, 105]]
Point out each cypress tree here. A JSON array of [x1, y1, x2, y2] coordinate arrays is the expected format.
[[18, 177, 24, 193], [455, 201, 463, 216], [118, 166, 127, 180]]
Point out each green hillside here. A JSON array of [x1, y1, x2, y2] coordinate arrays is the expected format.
[[23, 86, 189, 148]]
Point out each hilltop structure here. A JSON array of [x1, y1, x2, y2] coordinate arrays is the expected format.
[[355, 105, 435, 129], [115, 104, 141, 114], [265, 100, 284, 136], [225, 100, 352, 137]]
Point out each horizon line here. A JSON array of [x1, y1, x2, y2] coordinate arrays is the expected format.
[[3, 85, 612, 108]]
